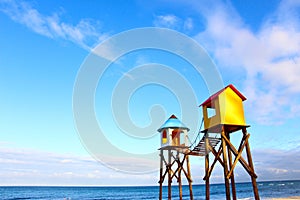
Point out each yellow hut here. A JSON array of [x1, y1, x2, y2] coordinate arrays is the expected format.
[[198, 84, 260, 200], [200, 84, 248, 133]]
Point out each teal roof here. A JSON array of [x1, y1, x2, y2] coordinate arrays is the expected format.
[[157, 115, 190, 132]]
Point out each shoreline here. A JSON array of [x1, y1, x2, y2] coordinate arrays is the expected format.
[[270, 197, 300, 200]]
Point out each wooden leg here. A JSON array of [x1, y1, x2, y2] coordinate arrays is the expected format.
[[186, 155, 194, 200], [243, 128, 260, 200], [227, 141, 236, 200], [205, 153, 210, 200], [159, 150, 163, 200], [205, 132, 210, 200], [177, 152, 183, 200], [221, 129, 231, 200], [168, 149, 172, 200]]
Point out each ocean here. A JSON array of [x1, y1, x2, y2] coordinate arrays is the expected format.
[[0, 180, 299, 200]]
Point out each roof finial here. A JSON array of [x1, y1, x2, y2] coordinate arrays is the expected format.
[[170, 114, 177, 119]]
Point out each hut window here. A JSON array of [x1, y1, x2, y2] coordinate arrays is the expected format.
[[163, 130, 167, 138], [180, 131, 185, 146], [172, 130, 181, 146], [162, 130, 167, 144], [207, 107, 216, 118]]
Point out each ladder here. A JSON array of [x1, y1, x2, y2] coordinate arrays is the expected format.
[[188, 136, 221, 156], [187, 118, 221, 156]]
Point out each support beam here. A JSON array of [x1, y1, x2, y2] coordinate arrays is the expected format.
[[159, 150, 163, 200], [158, 148, 194, 200], [168, 149, 172, 200], [177, 152, 183, 200], [222, 133, 257, 178], [205, 132, 210, 200], [208, 142, 224, 166], [221, 129, 231, 200], [203, 145, 223, 180], [243, 128, 260, 200], [186, 155, 194, 200], [195, 126, 260, 200], [227, 134, 249, 179], [227, 135, 237, 200]]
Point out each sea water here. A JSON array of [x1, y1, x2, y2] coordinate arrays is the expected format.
[[0, 180, 299, 200]]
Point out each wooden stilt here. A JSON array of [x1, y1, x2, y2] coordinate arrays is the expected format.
[[159, 147, 194, 200], [204, 145, 223, 181], [226, 134, 250, 179], [243, 128, 260, 200], [222, 134, 257, 178], [168, 149, 172, 200], [186, 155, 194, 200], [227, 135, 237, 200], [205, 132, 210, 200], [159, 150, 163, 200], [221, 129, 231, 200], [177, 152, 183, 200]]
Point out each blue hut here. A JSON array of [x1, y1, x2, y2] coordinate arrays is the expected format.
[[158, 115, 190, 148]]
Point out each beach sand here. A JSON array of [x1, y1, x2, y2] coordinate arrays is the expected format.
[[270, 197, 300, 200]]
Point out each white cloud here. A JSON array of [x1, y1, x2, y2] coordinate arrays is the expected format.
[[0, 0, 108, 50], [192, 0, 300, 124], [184, 17, 193, 31], [1, 143, 298, 186], [153, 14, 179, 29], [252, 147, 300, 180], [0, 146, 158, 186], [60, 159, 76, 164], [190, 147, 300, 183], [268, 168, 288, 174], [153, 14, 194, 32]]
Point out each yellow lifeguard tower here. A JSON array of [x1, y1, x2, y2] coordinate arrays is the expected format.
[[200, 84, 260, 200], [158, 115, 193, 200]]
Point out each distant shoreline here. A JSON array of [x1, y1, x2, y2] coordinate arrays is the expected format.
[[2, 181, 297, 188], [1, 179, 299, 187], [0, 179, 300, 188], [1, 181, 299, 200], [270, 197, 300, 200]]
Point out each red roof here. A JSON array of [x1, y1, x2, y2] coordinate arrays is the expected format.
[[200, 84, 247, 107]]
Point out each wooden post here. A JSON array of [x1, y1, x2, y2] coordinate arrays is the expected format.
[[168, 149, 172, 200], [221, 128, 231, 200], [186, 155, 194, 200], [243, 128, 260, 200], [159, 150, 163, 200], [227, 135, 237, 200], [159, 147, 194, 200], [177, 152, 183, 200], [205, 132, 210, 200]]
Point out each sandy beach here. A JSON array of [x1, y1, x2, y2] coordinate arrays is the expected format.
[[271, 197, 300, 200]]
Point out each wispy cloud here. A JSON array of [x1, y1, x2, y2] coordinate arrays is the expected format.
[[189, 145, 300, 183], [253, 147, 300, 180], [190, 0, 300, 125], [0, 146, 157, 186], [153, 14, 194, 32], [153, 14, 179, 29], [0, 0, 108, 50]]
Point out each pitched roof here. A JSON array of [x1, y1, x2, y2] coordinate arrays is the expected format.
[[157, 114, 190, 132], [200, 84, 247, 107]]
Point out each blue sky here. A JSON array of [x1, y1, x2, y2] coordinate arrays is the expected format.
[[0, 0, 300, 186]]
